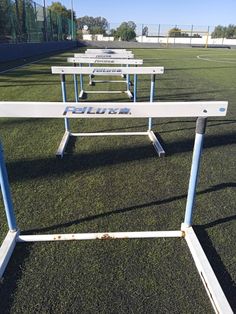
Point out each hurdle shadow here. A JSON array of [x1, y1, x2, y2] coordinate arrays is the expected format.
[[164, 131, 236, 156], [20, 182, 236, 311], [154, 119, 236, 135], [194, 223, 236, 311], [167, 65, 236, 71], [5, 131, 236, 183], [0, 243, 32, 313], [23, 182, 236, 234]]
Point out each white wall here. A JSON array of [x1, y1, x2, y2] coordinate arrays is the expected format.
[[83, 34, 114, 41], [83, 33, 236, 45], [137, 35, 236, 45]]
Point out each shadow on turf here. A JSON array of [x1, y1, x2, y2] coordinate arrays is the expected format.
[[64, 119, 235, 134], [195, 224, 236, 311], [22, 182, 236, 235], [0, 185, 235, 313], [19, 182, 236, 311], [0, 243, 32, 314], [5, 131, 236, 182], [167, 65, 236, 71]]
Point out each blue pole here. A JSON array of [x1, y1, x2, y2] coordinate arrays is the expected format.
[[184, 117, 207, 227], [61, 74, 70, 132], [79, 63, 83, 91], [0, 143, 17, 231], [126, 64, 130, 92], [133, 74, 137, 102], [73, 63, 79, 102], [148, 74, 155, 131]]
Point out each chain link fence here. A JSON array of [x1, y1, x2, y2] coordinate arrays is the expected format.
[[0, 0, 76, 43], [107, 23, 213, 37]]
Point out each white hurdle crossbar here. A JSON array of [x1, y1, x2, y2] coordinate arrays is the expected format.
[[74, 53, 134, 59], [51, 66, 165, 158], [85, 48, 130, 54], [0, 100, 232, 313], [74, 52, 134, 85], [85, 49, 133, 55], [67, 57, 143, 88]]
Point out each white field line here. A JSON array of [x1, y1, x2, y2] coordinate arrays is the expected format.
[[0, 51, 74, 74], [197, 55, 236, 64], [0, 57, 51, 74]]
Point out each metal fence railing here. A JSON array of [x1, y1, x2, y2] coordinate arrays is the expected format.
[[0, 0, 76, 43]]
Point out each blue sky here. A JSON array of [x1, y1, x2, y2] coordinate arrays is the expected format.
[[43, 0, 235, 26]]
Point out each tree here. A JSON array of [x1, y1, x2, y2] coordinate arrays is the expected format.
[[0, 0, 11, 41], [48, 2, 76, 20], [225, 24, 236, 38], [211, 24, 236, 38], [211, 25, 226, 38], [110, 28, 117, 37], [47, 2, 76, 40], [142, 26, 148, 36], [115, 21, 137, 41], [77, 16, 108, 34], [168, 27, 183, 37], [168, 27, 200, 38]]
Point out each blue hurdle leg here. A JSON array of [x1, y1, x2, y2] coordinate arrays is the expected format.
[[148, 74, 156, 131], [183, 117, 207, 227], [133, 74, 137, 102], [73, 63, 79, 102], [126, 64, 130, 92], [0, 143, 17, 231], [79, 63, 83, 93], [61, 74, 70, 132]]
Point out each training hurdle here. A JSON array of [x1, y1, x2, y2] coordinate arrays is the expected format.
[[51, 66, 165, 158], [85, 49, 130, 53], [74, 53, 134, 59], [85, 49, 134, 56], [0, 100, 232, 313], [73, 51, 135, 86], [67, 57, 143, 87]]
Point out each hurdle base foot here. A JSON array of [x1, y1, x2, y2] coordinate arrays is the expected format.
[[79, 90, 86, 99], [0, 230, 18, 278], [125, 90, 133, 99], [148, 131, 165, 157], [56, 131, 71, 158]]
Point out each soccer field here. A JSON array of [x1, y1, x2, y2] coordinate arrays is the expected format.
[[0, 48, 235, 313]]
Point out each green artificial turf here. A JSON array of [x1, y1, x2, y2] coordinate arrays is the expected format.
[[0, 48, 235, 313]]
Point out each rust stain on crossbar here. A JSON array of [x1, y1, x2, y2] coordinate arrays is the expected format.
[[98, 233, 115, 240]]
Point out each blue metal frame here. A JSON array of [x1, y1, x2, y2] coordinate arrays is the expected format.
[[0, 143, 17, 231], [79, 63, 83, 91], [133, 74, 137, 102], [126, 64, 130, 92], [148, 74, 155, 131], [61, 74, 70, 132], [184, 117, 207, 227], [73, 63, 79, 102]]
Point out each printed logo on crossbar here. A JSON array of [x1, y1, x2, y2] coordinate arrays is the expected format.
[[92, 68, 122, 74], [94, 60, 115, 64], [96, 55, 112, 58], [63, 106, 131, 116]]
